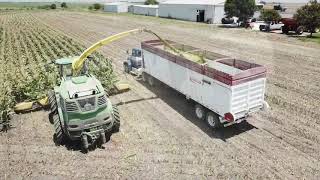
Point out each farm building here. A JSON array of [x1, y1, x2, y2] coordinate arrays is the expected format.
[[132, 5, 159, 16], [104, 2, 129, 13], [159, 0, 226, 23]]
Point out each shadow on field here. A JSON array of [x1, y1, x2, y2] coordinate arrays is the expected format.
[[137, 78, 257, 141], [52, 133, 113, 154], [115, 96, 159, 106]]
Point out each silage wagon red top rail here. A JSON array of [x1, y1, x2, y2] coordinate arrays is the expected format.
[[141, 40, 267, 86]]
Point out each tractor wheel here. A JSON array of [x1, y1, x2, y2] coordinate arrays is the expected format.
[[205, 111, 220, 129], [296, 26, 304, 35], [112, 105, 120, 132], [123, 63, 129, 73], [53, 113, 65, 146]]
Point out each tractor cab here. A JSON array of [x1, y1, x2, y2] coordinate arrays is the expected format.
[[123, 48, 143, 76], [131, 48, 142, 58]]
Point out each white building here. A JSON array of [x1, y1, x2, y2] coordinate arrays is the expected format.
[[133, 5, 159, 16], [159, 0, 226, 23], [104, 2, 129, 13]]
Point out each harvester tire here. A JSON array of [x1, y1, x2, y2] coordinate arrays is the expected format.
[[53, 114, 65, 146], [48, 91, 57, 112], [48, 91, 57, 124], [100, 131, 106, 144], [82, 135, 89, 151], [112, 105, 120, 132]]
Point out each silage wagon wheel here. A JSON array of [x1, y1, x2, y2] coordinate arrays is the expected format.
[[141, 72, 147, 82], [205, 111, 221, 129], [48, 90, 57, 124], [112, 105, 120, 133], [53, 113, 66, 146]]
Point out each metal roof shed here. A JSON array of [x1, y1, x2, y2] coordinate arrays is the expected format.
[[104, 2, 129, 13], [133, 5, 159, 16], [159, 0, 226, 23]]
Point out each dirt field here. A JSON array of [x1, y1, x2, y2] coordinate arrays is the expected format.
[[1, 11, 320, 179]]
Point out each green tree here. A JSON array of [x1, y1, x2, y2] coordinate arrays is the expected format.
[[224, 0, 256, 23], [88, 6, 93, 10], [93, 3, 102, 10], [294, 0, 320, 37], [145, 0, 158, 5], [50, 4, 57, 9], [260, 9, 281, 22], [61, 2, 68, 8]]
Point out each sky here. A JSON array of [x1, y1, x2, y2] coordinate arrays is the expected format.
[[0, 0, 312, 3]]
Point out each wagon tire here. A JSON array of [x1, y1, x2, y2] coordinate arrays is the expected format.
[[206, 111, 220, 129], [142, 72, 147, 82], [195, 104, 206, 120], [147, 75, 155, 86]]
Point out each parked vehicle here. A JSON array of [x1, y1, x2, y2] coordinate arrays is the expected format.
[[125, 40, 269, 129], [259, 21, 284, 31], [281, 18, 304, 35]]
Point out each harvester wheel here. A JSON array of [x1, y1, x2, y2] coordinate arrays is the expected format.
[[81, 135, 89, 151], [48, 91, 57, 124], [112, 105, 120, 132], [53, 114, 65, 145], [100, 131, 106, 144]]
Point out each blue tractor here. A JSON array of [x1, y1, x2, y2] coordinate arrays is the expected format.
[[123, 48, 143, 76]]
